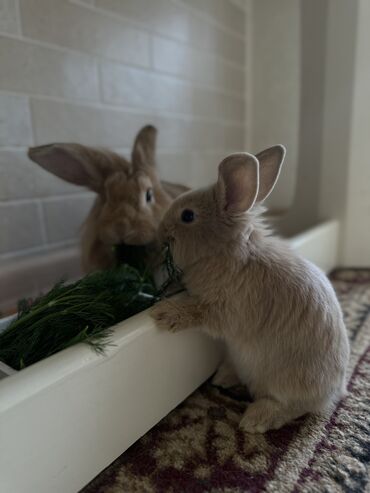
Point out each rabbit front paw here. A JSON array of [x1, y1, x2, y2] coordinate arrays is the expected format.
[[151, 300, 187, 332]]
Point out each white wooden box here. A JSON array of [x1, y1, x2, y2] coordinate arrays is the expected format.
[[0, 221, 339, 493]]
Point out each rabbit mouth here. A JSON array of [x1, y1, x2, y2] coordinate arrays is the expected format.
[[114, 243, 148, 270]]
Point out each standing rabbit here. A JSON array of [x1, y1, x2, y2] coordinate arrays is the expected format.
[[151, 146, 349, 433], [28, 125, 188, 273]]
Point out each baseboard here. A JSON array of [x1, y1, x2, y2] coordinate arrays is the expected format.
[[289, 220, 340, 273]]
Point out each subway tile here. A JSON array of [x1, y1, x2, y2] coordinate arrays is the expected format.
[[19, 0, 150, 66], [0, 0, 20, 35], [42, 194, 95, 243], [0, 202, 44, 254], [0, 36, 99, 101], [190, 151, 224, 187], [223, 123, 245, 151], [100, 62, 174, 109], [0, 150, 81, 201], [156, 151, 193, 187], [181, 0, 245, 36], [152, 36, 244, 94], [31, 98, 243, 151], [152, 37, 194, 82], [192, 89, 244, 123], [0, 93, 33, 146], [194, 20, 245, 64], [100, 61, 244, 122], [157, 116, 213, 151], [30, 98, 155, 147], [30, 98, 155, 148], [95, 0, 244, 63], [96, 0, 191, 44]]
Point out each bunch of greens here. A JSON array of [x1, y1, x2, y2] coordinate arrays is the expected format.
[[113, 243, 148, 272], [0, 243, 183, 371], [0, 265, 157, 370]]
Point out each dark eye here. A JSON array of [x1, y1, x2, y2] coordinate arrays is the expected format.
[[146, 188, 154, 203], [181, 209, 195, 223]]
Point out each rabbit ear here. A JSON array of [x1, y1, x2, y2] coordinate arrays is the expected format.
[[131, 125, 157, 169], [28, 143, 124, 193], [255, 145, 286, 202], [217, 153, 259, 213]]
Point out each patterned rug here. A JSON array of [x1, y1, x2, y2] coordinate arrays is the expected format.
[[81, 269, 370, 493]]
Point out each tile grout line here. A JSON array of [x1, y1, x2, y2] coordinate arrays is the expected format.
[[14, 0, 23, 36], [0, 146, 240, 156], [0, 239, 78, 263], [0, 90, 246, 127], [0, 192, 95, 207]]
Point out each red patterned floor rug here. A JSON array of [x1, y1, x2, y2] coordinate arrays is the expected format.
[[81, 269, 370, 492]]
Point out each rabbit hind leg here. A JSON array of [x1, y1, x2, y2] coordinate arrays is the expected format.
[[239, 397, 306, 434]]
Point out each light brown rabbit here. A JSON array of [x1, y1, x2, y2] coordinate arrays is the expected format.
[[151, 146, 349, 433], [28, 125, 188, 273]]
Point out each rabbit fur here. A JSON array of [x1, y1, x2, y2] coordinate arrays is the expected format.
[[151, 146, 349, 433], [28, 125, 188, 273]]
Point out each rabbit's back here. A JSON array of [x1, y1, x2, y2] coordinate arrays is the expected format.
[[233, 239, 348, 406]]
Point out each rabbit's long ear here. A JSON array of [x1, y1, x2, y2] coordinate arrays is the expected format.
[[131, 125, 157, 169], [255, 145, 286, 202], [28, 144, 123, 193], [217, 153, 259, 214]]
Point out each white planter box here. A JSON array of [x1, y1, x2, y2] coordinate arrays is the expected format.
[[0, 220, 340, 493]]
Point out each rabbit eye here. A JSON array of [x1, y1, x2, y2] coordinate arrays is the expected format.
[[181, 209, 195, 223], [146, 188, 154, 203]]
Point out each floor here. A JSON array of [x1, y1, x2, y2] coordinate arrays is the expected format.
[[81, 269, 370, 493]]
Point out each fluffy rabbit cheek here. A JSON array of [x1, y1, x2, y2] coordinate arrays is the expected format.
[[166, 229, 196, 269]]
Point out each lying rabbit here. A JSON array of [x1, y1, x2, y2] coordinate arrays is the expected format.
[[151, 146, 349, 433], [28, 125, 188, 273]]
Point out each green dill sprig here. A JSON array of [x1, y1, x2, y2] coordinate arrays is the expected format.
[[0, 244, 184, 371], [0, 265, 156, 370]]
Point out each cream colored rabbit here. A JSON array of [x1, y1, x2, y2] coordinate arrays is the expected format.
[[28, 125, 188, 273], [151, 146, 349, 433]]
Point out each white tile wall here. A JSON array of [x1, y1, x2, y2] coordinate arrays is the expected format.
[[20, 0, 151, 66], [0, 36, 100, 101], [0, 201, 44, 254], [0, 93, 33, 146], [42, 194, 95, 243], [0, 0, 246, 265], [0, 0, 20, 35]]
